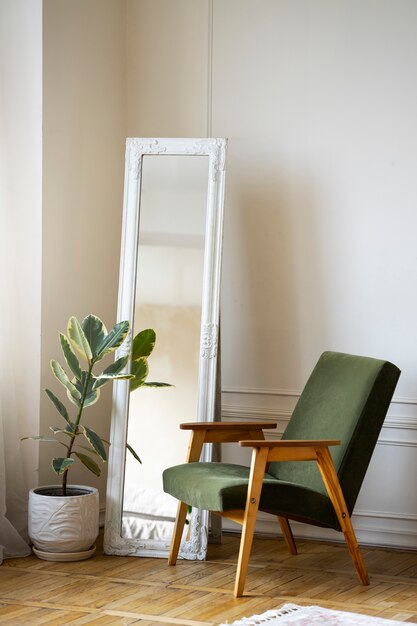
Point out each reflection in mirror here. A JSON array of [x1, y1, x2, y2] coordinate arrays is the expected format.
[[122, 155, 208, 542], [104, 138, 227, 560]]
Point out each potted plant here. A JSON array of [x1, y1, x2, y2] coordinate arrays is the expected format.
[[23, 314, 165, 561]]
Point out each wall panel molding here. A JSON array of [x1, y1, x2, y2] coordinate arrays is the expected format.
[[221, 389, 417, 550], [222, 389, 417, 438], [223, 386, 417, 406]]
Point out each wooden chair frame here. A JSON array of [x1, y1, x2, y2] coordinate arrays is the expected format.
[[167, 421, 369, 597]]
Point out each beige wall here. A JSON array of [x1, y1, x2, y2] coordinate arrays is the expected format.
[[125, 0, 417, 548], [126, 0, 210, 136], [41, 0, 126, 502], [214, 0, 417, 393]]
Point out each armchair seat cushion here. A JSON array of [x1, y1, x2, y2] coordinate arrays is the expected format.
[[163, 461, 339, 530]]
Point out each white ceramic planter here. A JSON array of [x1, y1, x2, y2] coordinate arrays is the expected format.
[[28, 485, 99, 557]]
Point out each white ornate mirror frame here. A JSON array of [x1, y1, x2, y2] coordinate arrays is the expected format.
[[104, 138, 227, 559]]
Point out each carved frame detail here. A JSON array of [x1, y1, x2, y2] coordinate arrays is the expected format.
[[104, 138, 227, 560]]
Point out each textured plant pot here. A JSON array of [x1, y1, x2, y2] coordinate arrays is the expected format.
[[28, 485, 99, 555]]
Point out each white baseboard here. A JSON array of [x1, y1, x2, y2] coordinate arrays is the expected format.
[[222, 510, 417, 551]]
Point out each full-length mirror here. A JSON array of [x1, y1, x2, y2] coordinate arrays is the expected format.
[[104, 138, 227, 559]]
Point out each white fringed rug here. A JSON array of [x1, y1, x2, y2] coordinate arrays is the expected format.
[[219, 603, 416, 625]]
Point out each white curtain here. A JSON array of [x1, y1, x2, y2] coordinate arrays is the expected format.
[[0, 187, 36, 564], [0, 409, 32, 563], [0, 203, 39, 563], [0, 212, 34, 563], [0, 0, 42, 563]]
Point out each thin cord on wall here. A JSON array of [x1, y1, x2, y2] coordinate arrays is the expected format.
[[207, 0, 214, 138]]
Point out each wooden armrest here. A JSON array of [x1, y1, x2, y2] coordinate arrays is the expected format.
[[182, 422, 277, 453], [239, 439, 340, 448], [180, 421, 277, 431], [239, 439, 340, 463]]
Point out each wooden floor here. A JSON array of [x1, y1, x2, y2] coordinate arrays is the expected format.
[[1, 533, 417, 625]]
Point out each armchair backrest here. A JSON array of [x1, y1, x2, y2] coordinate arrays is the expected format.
[[268, 351, 400, 514]]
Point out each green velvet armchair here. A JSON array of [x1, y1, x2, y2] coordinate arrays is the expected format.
[[163, 351, 400, 597]]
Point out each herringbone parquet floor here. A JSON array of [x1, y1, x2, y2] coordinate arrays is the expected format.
[[1, 533, 416, 625]]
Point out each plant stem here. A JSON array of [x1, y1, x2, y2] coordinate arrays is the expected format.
[[62, 360, 94, 496]]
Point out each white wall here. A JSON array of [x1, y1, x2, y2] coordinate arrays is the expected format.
[[214, 0, 417, 392], [40, 0, 126, 504], [0, 0, 42, 492], [126, 0, 417, 549]]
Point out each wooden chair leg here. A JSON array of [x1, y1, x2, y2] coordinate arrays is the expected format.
[[234, 447, 269, 597], [234, 507, 258, 597], [278, 516, 297, 555], [168, 428, 207, 566], [315, 448, 369, 585], [168, 501, 188, 566]]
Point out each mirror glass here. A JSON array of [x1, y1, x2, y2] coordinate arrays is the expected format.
[[104, 138, 227, 560], [122, 155, 208, 542]]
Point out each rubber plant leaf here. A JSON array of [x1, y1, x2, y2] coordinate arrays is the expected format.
[[129, 357, 149, 392], [95, 320, 129, 361], [132, 329, 156, 360], [50, 360, 81, 405], [143, 382, 172, 388], [73, 371, 93, 395], [70, 372, 100, 407], [127, 442, 142, 464], [92, 355, 133, 390], [81, 314, 107, 360], [59, 333, 82, 380], [21, 436, 59, 443], [81, 388, 100, 408], [67, 316, 93, 362], [51, 457, 74, 475], [76, 444, 101, 456], [49, 426, 76, 438], [73, 452, 101, 476], [45, 388, 72, 425], [83, 426, 107, 461]]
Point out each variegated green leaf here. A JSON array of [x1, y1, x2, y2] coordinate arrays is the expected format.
[[72, 371, 93, 395], [50, 360, 81, 404], [104, 355, 129, 376], [83, 388, 100, 407], [132, 329, 156, 360], [83, 426, 107, 461], [95, 320, 129, 361], [51, 457, 74, 475], [49, 426, 76, 438], [73, 452, 101, 476], [68, 372, 99, 407], [59, 333, 82, 380], [81, 315, 107, 359], [22, 435, 60, 443], [45, 388, 72, 425], [129, 357, 149, 392], [66, 388, 81, 407], [93, 373, 133, 391], [127, 442, 142, 464], [68, 316, 93, 362], [92, 355, 132, 390], [143, 382, 172, 388], [76, 444, 99, 456]]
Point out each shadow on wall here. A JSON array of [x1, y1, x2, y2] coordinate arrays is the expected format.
[[222, 160, 329, 389]]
